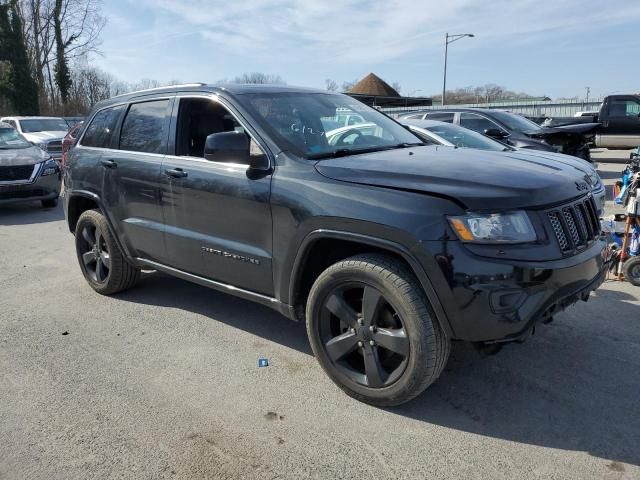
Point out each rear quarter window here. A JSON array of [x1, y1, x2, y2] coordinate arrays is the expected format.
[[81, 106, 125, 148]]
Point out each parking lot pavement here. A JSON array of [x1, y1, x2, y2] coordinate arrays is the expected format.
[[1, 172, 639, 480]]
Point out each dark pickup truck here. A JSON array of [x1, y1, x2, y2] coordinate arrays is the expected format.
[[64, 84, 606, 406], [543, 94, 640, 149]]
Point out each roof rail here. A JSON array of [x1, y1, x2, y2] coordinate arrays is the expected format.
[[112, 82, 208, 99]]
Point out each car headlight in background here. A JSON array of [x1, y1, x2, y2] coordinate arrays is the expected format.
[[41, 158, 59, 176], [448, 211, 536, 243]]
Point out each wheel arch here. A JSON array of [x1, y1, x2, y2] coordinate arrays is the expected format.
[[288, 230, 453, 338], [66, 190, 132, 260]]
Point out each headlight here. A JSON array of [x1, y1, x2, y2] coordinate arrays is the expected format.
[[41, 158, 59, 176], [588, 172, 602, 191], [448, 211, 536, 244], [34, 142, 47, 151]]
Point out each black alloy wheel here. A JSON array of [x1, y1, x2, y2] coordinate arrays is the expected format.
[[78, 223, 111, 284], [306, 254, 450, 406], [74, 209, 140, 295], [319, 283, 409, 388]]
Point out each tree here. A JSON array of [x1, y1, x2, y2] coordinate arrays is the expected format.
[[0, 0, 39, 114], [341, 79, 357, 92], [391, 81, 401, 94], [53, 0, 71, 103], [233, 72, 285, 84], [325, 79, 338, 92]]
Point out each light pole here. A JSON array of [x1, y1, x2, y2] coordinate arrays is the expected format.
[[442, 33, 474, 106]]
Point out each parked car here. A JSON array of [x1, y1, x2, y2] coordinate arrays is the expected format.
[[64, 84, 606, 406], [541, 95, 640, 148], [62, 122, 83, 166], [0, 122, 61, 207], [399, 108, 596, 162], [0, 116, 69, 161], [400, 119, 605, 214]]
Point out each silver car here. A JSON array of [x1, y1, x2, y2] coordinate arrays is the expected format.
[[0, 122, 61, 208]]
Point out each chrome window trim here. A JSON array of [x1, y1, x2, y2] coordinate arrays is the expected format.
[[76, 93, 273, 171], [78, 96, 173, 148], [0, 162, 42, 185]]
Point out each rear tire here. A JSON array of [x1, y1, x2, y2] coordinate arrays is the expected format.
[[75, 209, 140, 295], [623, 257, 640, 287], [306, 254, 450, 407], [41, 197, 58, 208]]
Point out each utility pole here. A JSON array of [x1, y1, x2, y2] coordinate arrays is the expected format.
[[442, 33, 475, 106]]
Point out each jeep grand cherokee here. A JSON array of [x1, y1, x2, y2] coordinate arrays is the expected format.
[[64, 84, 606, 406]]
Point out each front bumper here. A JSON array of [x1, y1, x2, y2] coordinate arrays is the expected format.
[[0, 168, 61, 205], [418, 239, 606, 342]]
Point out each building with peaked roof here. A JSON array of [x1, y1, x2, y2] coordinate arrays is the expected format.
[[346, 73, 432, 109]]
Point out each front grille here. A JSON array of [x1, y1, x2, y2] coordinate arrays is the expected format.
[[0, 165, 35, 182], [0, 188, 45, 199], [45, 140, 63, 155], [547, 196, 600, 253]]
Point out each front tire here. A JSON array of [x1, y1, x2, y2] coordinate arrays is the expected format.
[[75, 209, 140, 295], [306, 254, 450, 406]]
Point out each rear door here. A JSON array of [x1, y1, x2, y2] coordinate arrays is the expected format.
[[159, 95, 274, 295], [101, 98, 174, 261]]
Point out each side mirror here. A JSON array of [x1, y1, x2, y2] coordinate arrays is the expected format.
[[204, 131, 250, 163], [484, 128, 509, 138]]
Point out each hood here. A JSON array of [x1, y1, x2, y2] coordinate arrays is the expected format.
[[0, 145, 49, 166], [314, 146, 594, 210], [527, 123, 600, 137], [22, 131, 67, 143]]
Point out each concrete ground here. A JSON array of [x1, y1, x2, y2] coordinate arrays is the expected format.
[[0, 153, 639, 479]]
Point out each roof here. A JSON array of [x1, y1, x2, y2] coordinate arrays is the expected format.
[[348, 73, 400, 97]]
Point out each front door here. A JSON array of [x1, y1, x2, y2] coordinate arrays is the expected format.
[[160, 96, 274, 296]]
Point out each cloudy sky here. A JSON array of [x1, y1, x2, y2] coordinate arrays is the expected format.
[[94, 0, 640, 99]]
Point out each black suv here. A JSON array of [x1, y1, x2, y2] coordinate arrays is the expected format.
[[64, 84, 606, 406]]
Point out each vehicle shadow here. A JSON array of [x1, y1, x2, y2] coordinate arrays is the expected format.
[[0, 202, 64, 226], [115, 272, 312, 355], [116, 272, 640, 467]]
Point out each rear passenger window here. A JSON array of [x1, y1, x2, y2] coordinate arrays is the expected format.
[[81, 105, 124, 148], [119, 100, 170, 154], [425, 112, 454, 123]]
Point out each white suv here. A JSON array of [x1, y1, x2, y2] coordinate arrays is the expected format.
[[0, 116, 70, 161]]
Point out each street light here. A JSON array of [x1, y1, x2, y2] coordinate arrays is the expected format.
[[442, 33, 474, 106]]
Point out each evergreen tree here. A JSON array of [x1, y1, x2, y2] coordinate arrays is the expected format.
[[0, 1, 39, 115]]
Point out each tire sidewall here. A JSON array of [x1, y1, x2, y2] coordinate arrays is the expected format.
[[75, 210, 118, 293], [307, 260, 437, 405]]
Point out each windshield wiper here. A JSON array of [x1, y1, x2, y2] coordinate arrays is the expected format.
[[309, 142, 425, 160]]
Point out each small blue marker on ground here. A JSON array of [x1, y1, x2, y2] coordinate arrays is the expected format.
[[258, 358, 269, 367]]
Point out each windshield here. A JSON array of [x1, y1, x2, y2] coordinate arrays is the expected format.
[[425, 124, 508, 151], [19, 118, 69, 133], [240, 92, 423, 158], [489, 111, 542, 133], [0, 127, 31, 149]]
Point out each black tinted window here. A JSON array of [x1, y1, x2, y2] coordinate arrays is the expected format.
[[425, 112, 454, 123], [119, 100, 170, 154], [81, 106, 124, 148]]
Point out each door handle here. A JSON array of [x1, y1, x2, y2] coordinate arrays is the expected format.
[[101, 159, 117, 169], [164, 167, 188, 178]]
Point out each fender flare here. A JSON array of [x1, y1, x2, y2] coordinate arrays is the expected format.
[[65, 190, 133, 259], [288, 229, 454, 338]]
